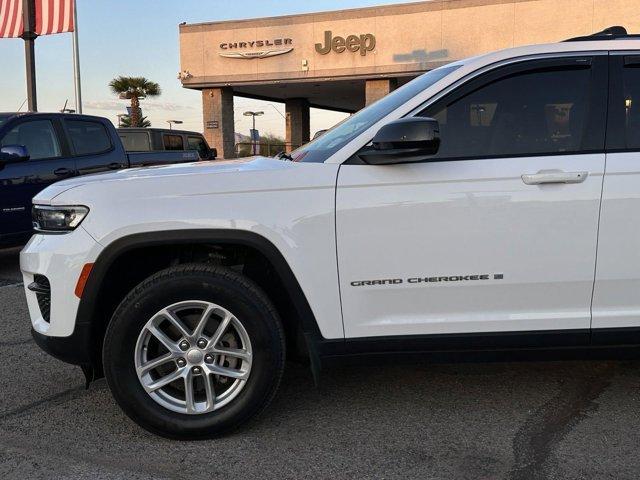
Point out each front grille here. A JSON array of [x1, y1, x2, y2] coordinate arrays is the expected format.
[[28, 275, 51, 323]]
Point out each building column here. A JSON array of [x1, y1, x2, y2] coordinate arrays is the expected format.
[[365, 78, 398, 106], [202, 87, 235, 158], [285, 98, 310, 152]]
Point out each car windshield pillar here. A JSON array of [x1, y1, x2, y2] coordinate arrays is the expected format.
[[291, 65, 461, 163]]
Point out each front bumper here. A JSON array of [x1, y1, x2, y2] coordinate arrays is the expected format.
[[31, 323, 93, 365], [20, 226, 102, 339]]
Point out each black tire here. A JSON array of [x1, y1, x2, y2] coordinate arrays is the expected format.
[[102, 263, 286, 439]]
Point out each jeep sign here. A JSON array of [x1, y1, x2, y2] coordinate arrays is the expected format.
[[315, 30, 376, 56]]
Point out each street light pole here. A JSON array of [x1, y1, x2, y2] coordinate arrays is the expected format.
[[243, 111, 264, 155]]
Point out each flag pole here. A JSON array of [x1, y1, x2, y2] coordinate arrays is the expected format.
[[72, 0, 82, 113], [22, 0, 37, 112]]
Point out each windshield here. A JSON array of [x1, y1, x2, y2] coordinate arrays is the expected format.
[[292, 64, 461, 163]]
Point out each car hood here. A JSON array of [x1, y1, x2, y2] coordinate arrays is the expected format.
[[34, 156, 329, 204]]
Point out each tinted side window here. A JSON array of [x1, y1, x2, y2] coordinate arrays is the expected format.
[[621, 61, 640, 149], [421, 65, 593, 159], [1, 120, 62, 160], [119, 132, 151, 151], [66, 120, 112, 155], [163, 134, 184, 150], [187, 136, 208, 158]]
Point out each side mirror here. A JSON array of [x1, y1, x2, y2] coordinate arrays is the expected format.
[[359, 117, 440, 165], [0, 145, 29, 163], [209, 147, 217, 160]]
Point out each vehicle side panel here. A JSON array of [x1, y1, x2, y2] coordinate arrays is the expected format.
[[55, 158, 345, 339]]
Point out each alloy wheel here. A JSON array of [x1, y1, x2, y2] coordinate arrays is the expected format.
[[134, 300, 253, 415]]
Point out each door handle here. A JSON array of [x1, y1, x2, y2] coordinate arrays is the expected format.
[[521, 170, 588, 185], [108, 162, 124, 170], [53, 167, 73, 177]]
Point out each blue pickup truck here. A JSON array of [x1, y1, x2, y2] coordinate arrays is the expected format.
[[0, 112, 200, 247]]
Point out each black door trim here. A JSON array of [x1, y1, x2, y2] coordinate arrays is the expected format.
[[314, 329, 590, 357]]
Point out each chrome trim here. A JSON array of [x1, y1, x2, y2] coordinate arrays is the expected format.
[[521, 171, 589, 185]]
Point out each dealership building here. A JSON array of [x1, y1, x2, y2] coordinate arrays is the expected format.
[[179, 0, 640, 157]]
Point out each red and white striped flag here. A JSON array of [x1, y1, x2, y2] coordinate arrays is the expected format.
[[35, 0, 74, 36], [0, 0, 74, 38], [0, 0, 24, 38]]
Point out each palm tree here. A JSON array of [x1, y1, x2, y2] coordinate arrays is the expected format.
[[119, 114, 151, 128], [109, 76, 161, 128]]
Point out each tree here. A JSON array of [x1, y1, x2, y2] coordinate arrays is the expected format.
[[109, 76, 161, 128], [119, 114, 151, 128], [258, 133, 287, 157], [236, 133, 287, 158]]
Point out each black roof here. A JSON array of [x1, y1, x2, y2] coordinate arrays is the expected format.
[[0, 112, 112, 121], [565, 26, 640, 42], [117, 127, 205, 136]]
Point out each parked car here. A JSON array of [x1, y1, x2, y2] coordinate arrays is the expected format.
[[117, 128, 217, 160], [21, 28, 640, 439], [0, 113, 200, 247]]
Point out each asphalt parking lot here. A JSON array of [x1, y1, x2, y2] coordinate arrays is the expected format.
[[1, 247, 639, 479]]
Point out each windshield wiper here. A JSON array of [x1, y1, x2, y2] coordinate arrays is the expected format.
[[276, 151, 294, 161]]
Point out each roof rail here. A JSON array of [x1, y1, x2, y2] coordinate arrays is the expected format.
[[564, 26, 640, 42]]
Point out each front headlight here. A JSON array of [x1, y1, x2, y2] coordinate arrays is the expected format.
[[32, 205, 89, 232]]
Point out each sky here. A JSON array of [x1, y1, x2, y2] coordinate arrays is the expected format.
[[0, 0, 423, 138]]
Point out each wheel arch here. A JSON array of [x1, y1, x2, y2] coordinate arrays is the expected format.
[[77, 229, 326, 372]]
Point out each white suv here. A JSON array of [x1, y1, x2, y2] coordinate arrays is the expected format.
[[21, 28, 640, 438]]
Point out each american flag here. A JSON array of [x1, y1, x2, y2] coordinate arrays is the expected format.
[[0, 0, 24, 38], [0, 0, 74, 38], [35, 0, 74, 36]]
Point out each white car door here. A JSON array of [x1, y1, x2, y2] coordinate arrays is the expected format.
[[336, 55, 608, 340], [592, 53, 640, 341]]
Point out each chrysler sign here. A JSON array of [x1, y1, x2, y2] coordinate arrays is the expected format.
[[219, 38, 293, 59]]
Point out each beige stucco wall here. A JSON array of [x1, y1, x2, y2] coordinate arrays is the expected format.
[[179, 0, 640, 89]]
